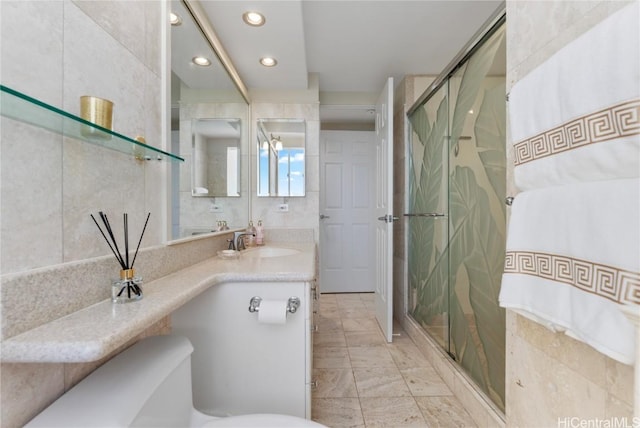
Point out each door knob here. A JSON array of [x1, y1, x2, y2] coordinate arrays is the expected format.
[[320, 214, 330, 220]]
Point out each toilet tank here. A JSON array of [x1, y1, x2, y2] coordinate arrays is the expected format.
[[26, 335, 197, 427]]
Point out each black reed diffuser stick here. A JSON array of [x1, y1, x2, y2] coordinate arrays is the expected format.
[[130, 212, 150, 269], [91, 211, 150, 301]]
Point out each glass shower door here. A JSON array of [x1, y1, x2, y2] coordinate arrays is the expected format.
[[407, 84, 450, 351], [407, 21, 506, 411], [447, 24, 506, 409]]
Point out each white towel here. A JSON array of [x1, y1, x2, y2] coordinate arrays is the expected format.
[[499, 178, 640, 364], [509, 1, 640, 192]]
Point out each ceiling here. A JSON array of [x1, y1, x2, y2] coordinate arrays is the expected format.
[[179, 0, 504, 123]]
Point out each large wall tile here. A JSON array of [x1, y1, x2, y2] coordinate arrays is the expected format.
[[0, 1, 63, 103]]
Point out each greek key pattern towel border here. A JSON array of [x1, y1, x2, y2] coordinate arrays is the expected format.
[[514, 99, 640, 166], [504, 250, 640, 305]]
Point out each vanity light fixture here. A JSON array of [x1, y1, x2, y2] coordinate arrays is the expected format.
[[260, 57, 277, 67], [275, 140, 283, 151], [169, 12, 182, 26], [243, 11, 265, 27], [192, 56, 211, 66]]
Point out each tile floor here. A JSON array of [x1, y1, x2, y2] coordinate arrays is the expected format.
[[310, 292, 477, 428]]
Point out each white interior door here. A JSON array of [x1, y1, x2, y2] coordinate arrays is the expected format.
[[319, 131, 376, 293], [374, 77, 394, 342]]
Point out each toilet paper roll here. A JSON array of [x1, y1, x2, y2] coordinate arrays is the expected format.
[[258, 300, 288, 324]]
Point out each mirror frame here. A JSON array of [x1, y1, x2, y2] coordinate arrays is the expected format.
[[182, 1, 249, 104]]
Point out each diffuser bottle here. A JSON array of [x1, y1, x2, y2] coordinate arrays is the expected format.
[[112, 268, 143, 303]]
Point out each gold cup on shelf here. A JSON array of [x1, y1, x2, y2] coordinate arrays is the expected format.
[[80, 95, 114, 139]]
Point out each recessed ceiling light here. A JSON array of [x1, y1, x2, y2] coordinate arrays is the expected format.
[[243, 11, 265, 26], [169, 12, 182, 26], [260, 57, 277, 67], [192, 56, 211, 66]]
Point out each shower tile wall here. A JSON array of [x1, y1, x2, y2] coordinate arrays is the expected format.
[[505, 0, 634, 425]]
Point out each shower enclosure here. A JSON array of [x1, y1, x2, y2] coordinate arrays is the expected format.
[[406, 18, 506, 410]]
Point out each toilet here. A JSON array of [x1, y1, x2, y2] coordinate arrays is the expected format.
[[26, 335, 325, 427]]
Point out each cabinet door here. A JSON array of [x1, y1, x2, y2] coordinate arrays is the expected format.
[[172, 281, 308, 418]]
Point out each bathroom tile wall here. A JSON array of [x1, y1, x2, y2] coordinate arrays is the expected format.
[[0, 2, 233, 426], [250, 102, 321, 242], [505, 0, 634, 425], [1, 0, 165, 274]]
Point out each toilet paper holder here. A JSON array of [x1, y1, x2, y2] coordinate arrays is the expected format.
[[248, 296, 300, 314]]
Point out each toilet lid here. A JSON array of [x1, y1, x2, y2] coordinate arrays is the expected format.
[[202, 413, 326, 427]]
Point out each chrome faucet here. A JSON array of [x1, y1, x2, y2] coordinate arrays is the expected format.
[[233, 231, 255, 251], [227, 238, 235, 250]]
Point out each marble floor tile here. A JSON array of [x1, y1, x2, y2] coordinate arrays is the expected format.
[[353, 367, 412, 397], [363, 302, 377, 311], [400, 367, 453, 396], [359, 397, 428, 427], [415, 396, 477, 427], [312, 293, 478, 428], [340, 308, 373, 319], [359, 293, 375, 303], [314, 331, 347, 347], [312, 368, 358, 398], [319, 307, 341, 319], [313, 346, 351, 369], [345, 330, 386, 347], [312, 398, 364, 428], [342, 317, 380, 332], [348, 345, 396, 368], [336, 293, 366, 301], [317, 315, 343, 332], [386, 340, 431, 369], [336, 296, 365, 309]]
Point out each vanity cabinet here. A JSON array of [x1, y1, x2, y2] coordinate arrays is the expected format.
[[171, 280, 314, 419]]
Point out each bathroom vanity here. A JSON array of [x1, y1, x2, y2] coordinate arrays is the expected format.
[[0, 243, 317, 420]]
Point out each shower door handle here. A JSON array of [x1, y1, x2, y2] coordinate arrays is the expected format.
[[403, 213, 446, 218]]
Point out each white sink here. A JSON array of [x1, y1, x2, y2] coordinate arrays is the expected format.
[[242, 246, 300, 258]]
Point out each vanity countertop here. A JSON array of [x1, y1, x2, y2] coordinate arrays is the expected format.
[[0, 243, 316, 363]]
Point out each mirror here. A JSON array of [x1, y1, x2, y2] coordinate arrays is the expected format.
[[170, 0, 250, 239], [192, 118, 241, 198], [257, 119, 306, 197]]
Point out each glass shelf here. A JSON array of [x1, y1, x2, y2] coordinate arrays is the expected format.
[[0, 85, 184, 162]]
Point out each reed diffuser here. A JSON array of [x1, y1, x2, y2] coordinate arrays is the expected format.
[[91, 211, 150, 303]]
